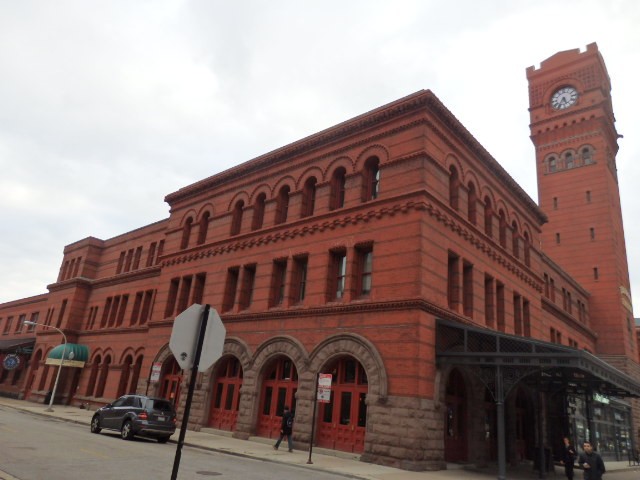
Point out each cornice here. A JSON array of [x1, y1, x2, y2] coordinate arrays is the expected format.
[[47, 267, 162, 292]]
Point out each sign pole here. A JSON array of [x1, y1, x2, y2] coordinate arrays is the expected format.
[[171, 304, 210, 480], [307, 372, 320, 465]]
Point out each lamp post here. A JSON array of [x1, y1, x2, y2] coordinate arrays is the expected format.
[[24, 320, 67, 412]]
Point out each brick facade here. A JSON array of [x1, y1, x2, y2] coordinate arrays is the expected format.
[[1, 43, 639, 471]]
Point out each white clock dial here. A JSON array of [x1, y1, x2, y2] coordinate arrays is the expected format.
[[551, 87, 578, 110]]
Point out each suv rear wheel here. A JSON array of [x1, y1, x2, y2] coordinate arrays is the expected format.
[[121, 420, 135, 440]]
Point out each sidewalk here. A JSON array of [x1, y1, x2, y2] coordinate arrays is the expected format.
[[0, 396, 638, 480]]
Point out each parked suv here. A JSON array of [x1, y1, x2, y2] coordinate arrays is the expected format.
[[90, 394, 176, 443]]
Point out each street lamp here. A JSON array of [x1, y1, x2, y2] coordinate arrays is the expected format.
[[24, 320, 67, 412]]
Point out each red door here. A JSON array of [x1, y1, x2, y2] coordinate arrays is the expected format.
[[316, 357, 367, 453], [208, 356, 243, 431], [444, 369, 468, 462], [257, 357, 297, 439], [160, 357, 182, 408]]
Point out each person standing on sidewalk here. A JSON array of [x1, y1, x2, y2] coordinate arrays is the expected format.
[[273, 405, 294, 452], [577, 441, 605, 480], [561, 436, 576, 480]]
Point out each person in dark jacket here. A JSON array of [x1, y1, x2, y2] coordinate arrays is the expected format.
[[273, 405, 294, 452], [577, 441, 605, 480], [561, 436, 577, 480]]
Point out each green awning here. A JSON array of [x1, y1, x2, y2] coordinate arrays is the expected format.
[[46, 343, 89, 368]]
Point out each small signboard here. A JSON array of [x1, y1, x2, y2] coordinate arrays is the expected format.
[[317, 373, 332, 403], [150, 362, 162, 383]]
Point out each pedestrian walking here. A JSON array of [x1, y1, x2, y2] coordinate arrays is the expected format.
[[577, 441, 605, 480], [561, 436, 577, 480], [273, 405, 294, 452]]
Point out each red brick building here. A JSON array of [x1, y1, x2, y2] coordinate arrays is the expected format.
[[1, 43, 639, 471]]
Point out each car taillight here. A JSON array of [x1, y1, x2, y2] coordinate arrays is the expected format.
[[138, 412, 148, 420]]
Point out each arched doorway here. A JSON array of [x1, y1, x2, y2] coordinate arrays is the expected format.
[[444, 369, 468, 462], [208, 356, 243, 431], [257, 356, 297, 438], [316, 356, 368, 453], [160, 356, 182, 408]]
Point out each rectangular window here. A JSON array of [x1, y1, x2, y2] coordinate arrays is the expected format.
[[496, 282, 505, 332], [513, 293, 522, 335], [556, 233, 560, 244], [4, 316, 13, 334], [328, 250, 347, 301], [140, 290, 154, 324], [462, 261, 473, 317], [356, 245, 373, 298], [586, 190, 591, 202], [523, 299, 531, 337], [124, 249, 134, 273], [544, 273, 549, 298], [291, 256, 308, 304], [56, 299, 67, 328], [239, 264, 256, 310], [177, 276, 192, 314], [270, 259, 288, 307], [222, 267, 239, 312], [131, 292, 143, 325], [108, 296, 121, 327], [553, 197, 558, 209], [28, 312, 38, 332], [116, 252, 126, 274], [164, 278, 180, 318], [133, 246, 143, 270], [550, 278, 556, 302], [146, 242, 157, 267], [447, 251, 461, 311], [116, 295, 129, 326], [593, 267, 599, 280], [484, 274, 495, 328], [16, 314, 26, 333], [192, 273, 206, 305], [590, 227, 595, 240]]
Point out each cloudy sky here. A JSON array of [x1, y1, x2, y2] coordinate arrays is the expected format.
[[1, 0, 639, 310]]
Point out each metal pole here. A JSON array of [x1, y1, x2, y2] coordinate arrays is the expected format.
[[307, 372, 319, 465], [171, 304, 209, 480], [24, 321, 67, 412], [495, 365, 506, 480], [46, 338, 67, 412]]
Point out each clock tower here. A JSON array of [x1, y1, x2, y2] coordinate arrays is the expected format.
[[527, 43, 636, 359]]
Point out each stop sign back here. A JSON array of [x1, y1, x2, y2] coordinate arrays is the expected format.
[[169, 304, 226, 372]]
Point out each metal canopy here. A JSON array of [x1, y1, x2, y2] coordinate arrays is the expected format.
[[0, 337, 35, 353], [436, 318, 640, 398]]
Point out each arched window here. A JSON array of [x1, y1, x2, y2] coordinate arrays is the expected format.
[[252, 193, 266, 231], [301, 177, 317, 218], [467, 182, 477, 225], [230, 200, 244, 236], [548, 156, 557, 173], [511, 220, 519, 259], [330, 167, 346, 210], [180, 217, 193, 250], [565, 152, 574, 169], [197, 212, 210, 245], [449, 166, 459, 210], [275, 186, 290, 225], [95, 355, 111, 398], [484, 196, 493, 238], [523, 231, 531, 267], [582, 147, 594, 165], [362, 157, 380, 202], [499, 210, 507, 248]]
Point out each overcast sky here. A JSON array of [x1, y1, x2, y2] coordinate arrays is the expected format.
[[1, 0, 639, 311]]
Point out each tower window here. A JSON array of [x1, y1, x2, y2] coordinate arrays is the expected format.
[[593, 267, 599, 280], [548, 157, 557, 173], [556, 233, 560, 244], [565, 152, 574, 169], [590, 227, 595, 240], [586, 190, 591, 202], [553, 197, 558, 210]]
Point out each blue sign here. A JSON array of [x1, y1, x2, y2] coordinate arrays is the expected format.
[[3, 354, 20, 370]]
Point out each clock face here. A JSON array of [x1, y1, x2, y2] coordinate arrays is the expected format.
[[551, 86, 578, 110]]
